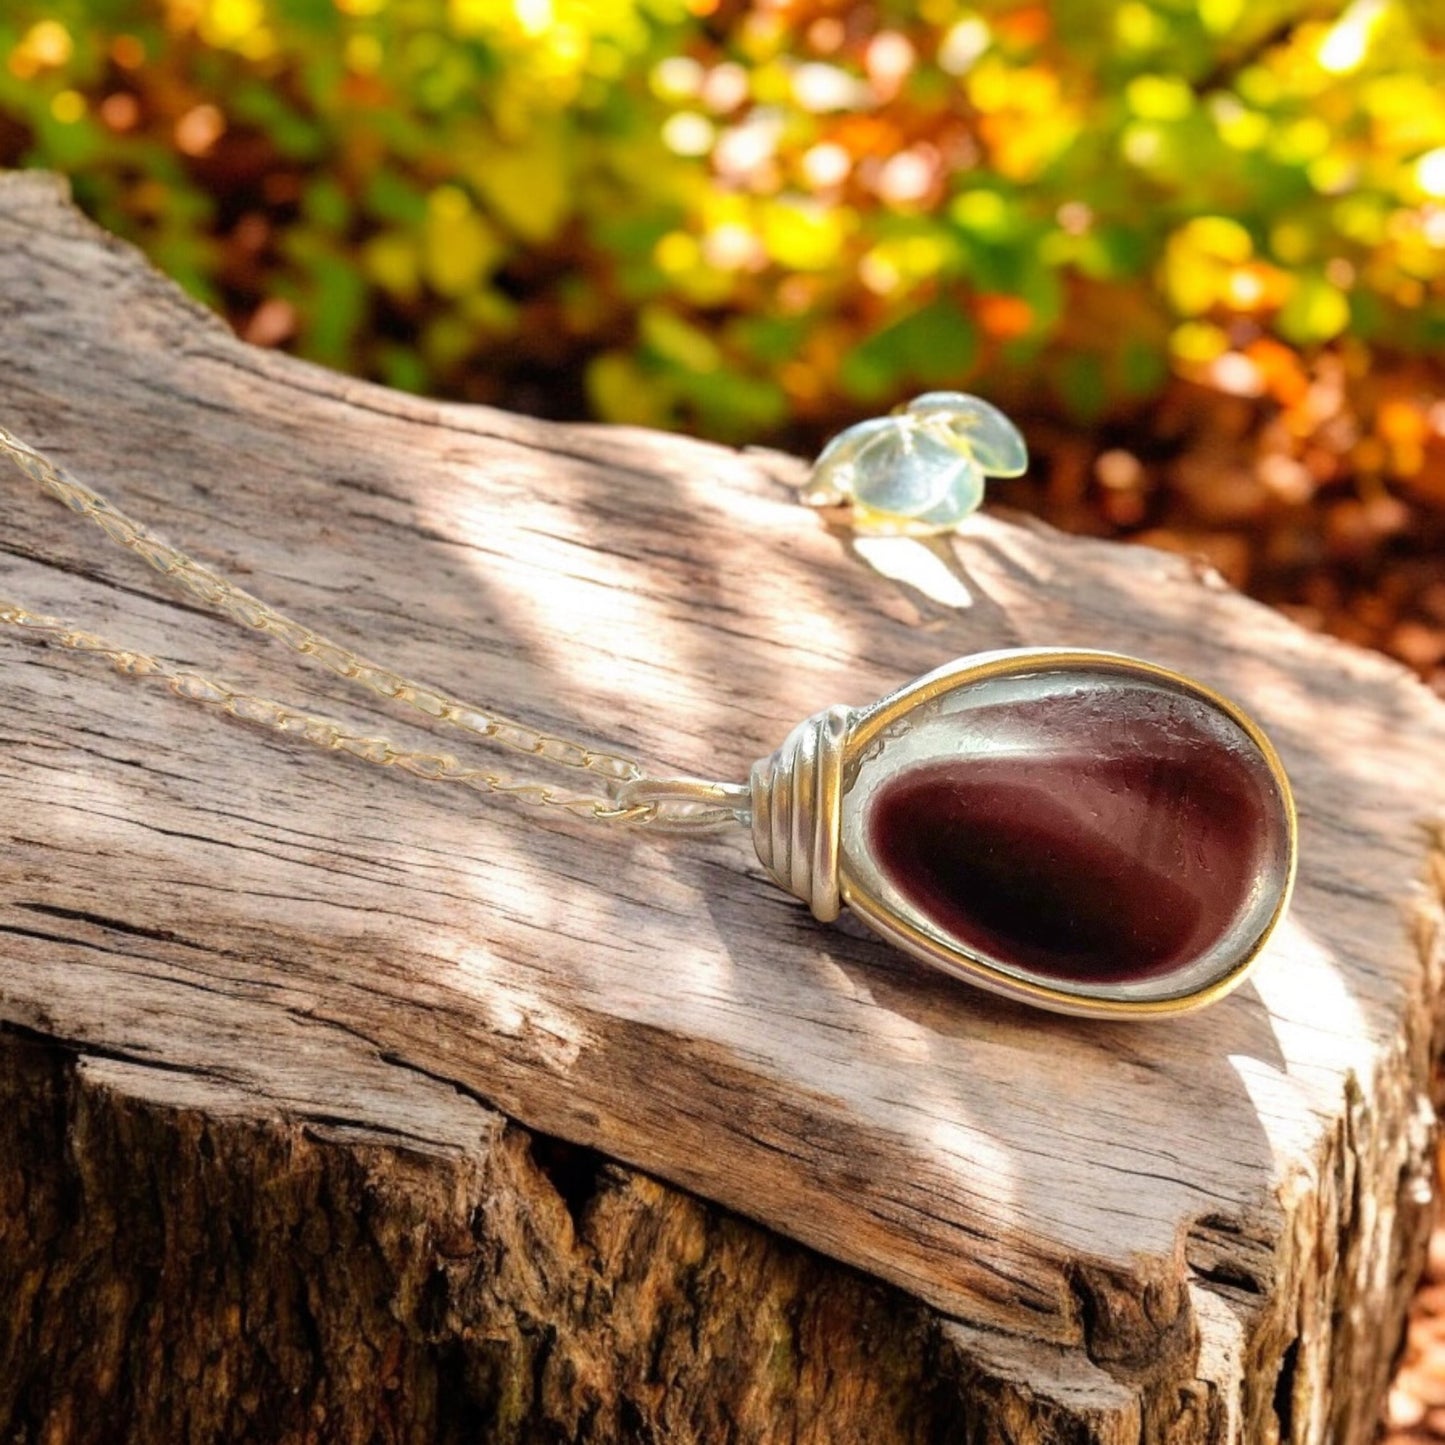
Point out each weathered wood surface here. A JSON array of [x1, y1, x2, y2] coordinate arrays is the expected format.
[[2, 169, 1444, 1443]]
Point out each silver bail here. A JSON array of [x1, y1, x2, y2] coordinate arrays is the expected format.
[[748, 704, 851, 922]]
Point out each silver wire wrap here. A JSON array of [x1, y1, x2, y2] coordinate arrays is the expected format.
[[748, 704, 851, 921]]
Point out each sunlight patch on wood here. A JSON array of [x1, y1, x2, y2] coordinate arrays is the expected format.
[[852, 534, 975, 609]]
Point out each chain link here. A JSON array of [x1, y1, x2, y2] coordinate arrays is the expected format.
[[0, 422, 746, 829]]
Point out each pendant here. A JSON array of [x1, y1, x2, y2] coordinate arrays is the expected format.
[[747, 649, 1297, 1019]]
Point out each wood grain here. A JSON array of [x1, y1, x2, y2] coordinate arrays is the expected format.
[[2, 169, 1444, 1441]]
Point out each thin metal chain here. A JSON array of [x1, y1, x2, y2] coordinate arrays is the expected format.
[[0, 423, 638, 781], [0, 423, 748, 830], [0, 601, 652, 820]]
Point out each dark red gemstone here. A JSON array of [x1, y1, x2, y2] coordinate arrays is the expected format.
[[865, 684, 1286, 986]]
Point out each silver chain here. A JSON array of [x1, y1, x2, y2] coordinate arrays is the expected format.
[[0, 423, 748, 830]]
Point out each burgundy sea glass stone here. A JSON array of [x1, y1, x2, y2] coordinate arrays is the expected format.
[[851, 668, 1290, 991]]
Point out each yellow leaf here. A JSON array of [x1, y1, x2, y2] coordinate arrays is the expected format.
[[586, 351, 672, 427], [1126, 75, 1193, 121], [468, 126, 572, 244], [1179, 216, 1253, 264], [1279, 275, 1350, 343], [1170, 321, 1229, 364], [760, 200, 850, 272], [363, 232, 421, 301], [423, 187, 504, 297], [199, 0, 265, 48], [640, 305, 722, 373]]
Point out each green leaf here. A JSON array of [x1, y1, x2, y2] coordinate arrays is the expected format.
[[840, 302, 979, 400]]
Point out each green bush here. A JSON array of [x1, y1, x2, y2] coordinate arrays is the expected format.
[[4, 0, 1445, 448]]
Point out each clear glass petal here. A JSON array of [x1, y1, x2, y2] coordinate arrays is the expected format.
[[906, 456, 986, 531], [814, 414, 985, 531], [850, 424, 972, 519], [906, 391, 1029, 477], [813, 415, 899, 480]]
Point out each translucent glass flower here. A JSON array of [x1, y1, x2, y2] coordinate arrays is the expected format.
[[806, 392, 1028, 534]]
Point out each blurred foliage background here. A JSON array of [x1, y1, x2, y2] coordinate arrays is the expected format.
[[3, 0, 1445, 691]]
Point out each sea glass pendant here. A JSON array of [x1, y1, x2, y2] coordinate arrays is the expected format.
[[747, 649, 1296, 1018]]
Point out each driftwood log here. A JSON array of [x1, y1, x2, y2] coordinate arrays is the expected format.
[[2, 170, 1444, 1444]]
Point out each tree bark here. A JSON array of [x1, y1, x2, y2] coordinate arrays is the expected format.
[[1, 168, 1443, 1443]]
